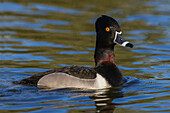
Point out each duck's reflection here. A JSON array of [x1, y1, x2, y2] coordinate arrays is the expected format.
[[90, 88, 123, 113], [42, 87, 124, 113]]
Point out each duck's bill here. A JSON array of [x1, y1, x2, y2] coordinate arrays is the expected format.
[[114, 31, 134, 48]]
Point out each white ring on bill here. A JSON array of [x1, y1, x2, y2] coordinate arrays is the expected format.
[[114, 31, 122, 43], [122, 41, 129, 47]]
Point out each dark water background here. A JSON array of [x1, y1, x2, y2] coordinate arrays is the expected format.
[[0, 0, 170, 113]]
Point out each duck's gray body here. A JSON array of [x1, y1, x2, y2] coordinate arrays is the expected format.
[[38, 73, 111, 89]]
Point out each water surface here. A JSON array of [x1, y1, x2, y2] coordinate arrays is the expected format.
[[0, 0, 170, 113]]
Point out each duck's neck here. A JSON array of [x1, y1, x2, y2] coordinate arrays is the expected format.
[[94, 48, 115, 66], [94, 35, 124, 86], [94, 38, 116, 65], [94, 34, 116, 66]]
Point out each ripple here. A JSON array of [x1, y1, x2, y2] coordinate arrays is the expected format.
[[0, 2, 46, 15], [33, 28, 71, 33], [125, 36, 146, 40], [0, 68, 49, 73], [0, 21, 43, 28], [139, 45, 170, 51], [147, 1, 170, 13], [126, 30, 157, 34], [35, 19, 70, 25], [0, 47, 28, 51], [161, 73, 170, 78], [0, 38, 71, 48], [0, 53, 53, 61], [30, 4, 83, 14], [119, 66, 146, 70], [22, 41, 71, 48], [58, 51, 89, 54], [158, 38, 170, 42], [132, 49, 170, 55], [126, 15, 170, 25], [151, 65, 170, 70], [115, 79, 170, 111], [80, 31, 96, 35], [0, 31, 16, 35], [0, 2, 27, 12]]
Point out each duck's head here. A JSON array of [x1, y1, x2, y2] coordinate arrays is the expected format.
[[95, 15, 133, 48]]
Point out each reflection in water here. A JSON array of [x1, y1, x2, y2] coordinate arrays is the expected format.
[[0, 0, 170, 112], [42, 88, 123, 113], [91, 88, 123, 113]]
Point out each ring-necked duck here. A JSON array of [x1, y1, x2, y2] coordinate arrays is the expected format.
[[13, 15, 134, 89]]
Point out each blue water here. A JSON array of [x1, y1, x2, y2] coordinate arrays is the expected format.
[[0, 0, 170, 113]]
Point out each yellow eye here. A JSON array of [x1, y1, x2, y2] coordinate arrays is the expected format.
[[105, 27, 110, 32]]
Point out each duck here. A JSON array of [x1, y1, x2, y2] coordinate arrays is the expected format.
[[13, 15, 134, 89]]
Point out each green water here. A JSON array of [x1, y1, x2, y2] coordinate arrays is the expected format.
[[0, 0, 170, 113]]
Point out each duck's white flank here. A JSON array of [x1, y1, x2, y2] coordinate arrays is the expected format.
[[37, 72, 111, 89], [95, 73, 111, 89]]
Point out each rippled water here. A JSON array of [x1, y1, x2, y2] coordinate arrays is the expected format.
[[0, 0, 170, 113]]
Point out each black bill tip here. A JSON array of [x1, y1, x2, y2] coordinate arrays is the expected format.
[[126, 43, 134, 48]]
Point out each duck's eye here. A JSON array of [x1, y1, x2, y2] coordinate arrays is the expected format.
[[105, 27, 110, 32]]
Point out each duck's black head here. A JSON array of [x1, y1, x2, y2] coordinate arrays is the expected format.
[[94, 15, 134, 65], [95, 15, 133, 48]]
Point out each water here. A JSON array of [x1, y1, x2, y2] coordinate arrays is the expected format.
[[0, 0, 170, 112]]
